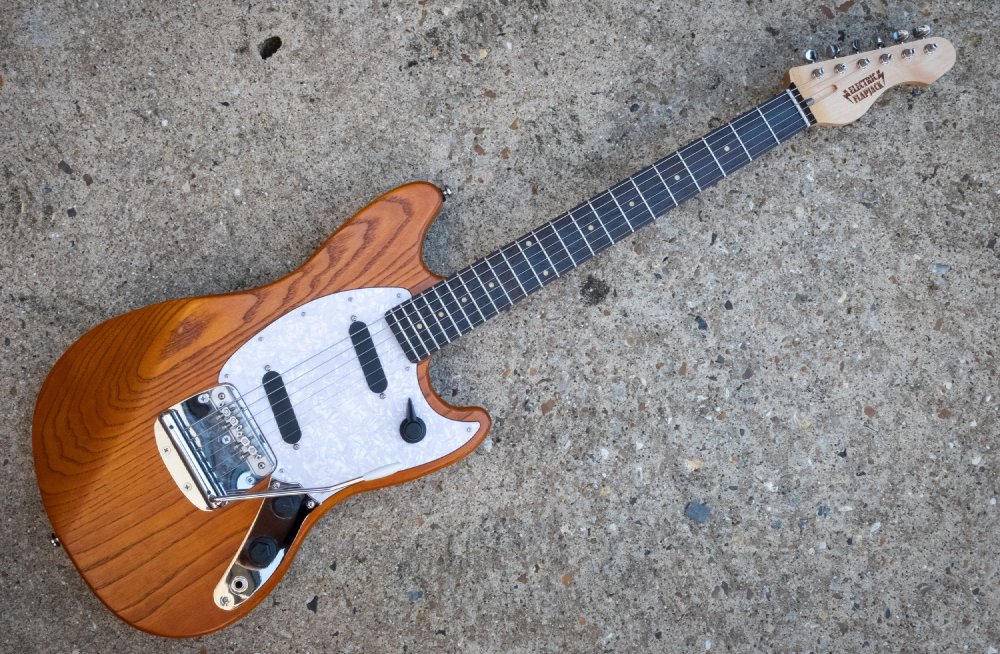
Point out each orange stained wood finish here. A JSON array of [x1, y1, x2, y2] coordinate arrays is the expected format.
[[32, 182, 492, 637]]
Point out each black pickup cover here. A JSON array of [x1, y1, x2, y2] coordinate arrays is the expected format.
[[262, 371, 302, 444], [349, 320, 388, 393]]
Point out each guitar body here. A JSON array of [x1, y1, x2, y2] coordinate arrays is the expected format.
[[32, 181, 491, 637]]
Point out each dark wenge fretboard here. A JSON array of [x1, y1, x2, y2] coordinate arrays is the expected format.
[[386, 86, 814, 363]]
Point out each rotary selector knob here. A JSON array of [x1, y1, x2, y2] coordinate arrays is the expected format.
[[399, 398, 427, 444]]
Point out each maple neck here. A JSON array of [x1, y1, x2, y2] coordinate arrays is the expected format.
[[386, 87, 814, 363]]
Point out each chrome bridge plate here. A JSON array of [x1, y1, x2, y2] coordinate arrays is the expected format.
[[154, 384, 277, 510]]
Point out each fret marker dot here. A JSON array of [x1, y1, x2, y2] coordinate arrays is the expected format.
[[543, 269, 550, 276], [724, 145, 730, 152], [437, 311, 445, 318], [416, 323, 424, 330], [488, 282, 495, 288], [588, 224, 595, 231], [628, 201, 635, 207], [674, 174, 681, 181], [461, 296, 468, 303], [525, 240, 532, 247]]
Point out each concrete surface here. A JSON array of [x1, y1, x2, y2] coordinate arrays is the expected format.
[[2, 1, 998, 652]]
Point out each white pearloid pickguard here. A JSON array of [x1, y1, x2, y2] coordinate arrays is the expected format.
[[219, 287, 479, 504]]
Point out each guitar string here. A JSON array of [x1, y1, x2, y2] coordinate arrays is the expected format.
[[198, 97, 811, 474], [196, 96, 812, 473], [200, 99, 812, 476]]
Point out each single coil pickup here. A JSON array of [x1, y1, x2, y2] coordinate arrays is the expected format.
[[349, 320, 388, 393], [262, 371, 302, 444]]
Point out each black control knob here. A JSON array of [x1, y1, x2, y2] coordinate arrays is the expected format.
[[399, 398, 426, 444], [247, 536, 279, 568]]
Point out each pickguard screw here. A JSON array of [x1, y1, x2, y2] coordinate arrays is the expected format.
[[163, 447, 170, 453], [219, 596, 230, 607], [380, 392, 386, 399], [218, 392, 226, 400], [264, 365, 271, 372], [348, 297, 353, 302], [271, 480, 281, 489], [301, 311, 306, 316], [466, 427, 472, 433], [198, 393, 211, 404], [183, 483, 192, 491], [293, 443, 300, 450], [306, 500, 317, 509]]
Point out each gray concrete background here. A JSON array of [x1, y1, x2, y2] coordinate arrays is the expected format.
[[1, 1, 998, 652]]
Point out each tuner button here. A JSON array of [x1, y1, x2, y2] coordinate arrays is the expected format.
[[399, 398, 427, 444], [811, 67, 826, 79], [914, 24, 933, 39], [924, 43, 939, 54], [857, 57, 871, 69], [826, 44, 841, 58], [803, 48, 818, 63], [879, 53, 893, 65], [835, 63, 847, 74], [902, 48, 916, 59], [851, 39, 861, 53], [874, 35, 885, 48], [891, 29, 910, 44]]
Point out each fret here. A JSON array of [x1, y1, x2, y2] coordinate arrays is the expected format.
[[566, 210, 596, 256], [650, 161, 678, 209], [680, 139, 724, 190], [469, 261, 505, 316], [411, 292, 454, 345], [555, 212, 592, 261], [630, 176, 657, 221], [497, 246, 535, 297], [451, 270, 487, 324], [763, 95, 804, 141], [756, 106, 780, 145], [387, 306, 426, 362], [607, 188, 635, 234], [399, 300, 440, 353], [733, 110, 775, 159], [430, 283, 470, 335], [483, 255, 519, 306], [675, 150, 701, 192], [728, 122, 753, 163], [512, 239, 545, 288], [634, 166, 672, 217], [658, 153, 699, 204], [785, 88, 810, 128], [385, 89, 811, 362], [582, 201, 614, 252], [701, 137, 726, 177], [537, 220, 577, 273], [524, 229, 561, 280], [705, 124, 751, 175]]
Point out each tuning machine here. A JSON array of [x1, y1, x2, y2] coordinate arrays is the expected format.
[[914, 24, 933, 39], [803, 48, 818, 63], [891, 29, 910, 44]]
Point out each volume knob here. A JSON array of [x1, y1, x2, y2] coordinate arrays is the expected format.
[[399, 398, 427, 444]]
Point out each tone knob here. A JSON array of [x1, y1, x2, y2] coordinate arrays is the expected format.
[[399, 398, 427, 444]]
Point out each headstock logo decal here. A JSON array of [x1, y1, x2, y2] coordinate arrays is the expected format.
[[843, 70, 886, 104]]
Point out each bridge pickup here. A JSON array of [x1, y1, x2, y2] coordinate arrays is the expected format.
[[349, 320, 388, 393], [263, 371, 302, 445]]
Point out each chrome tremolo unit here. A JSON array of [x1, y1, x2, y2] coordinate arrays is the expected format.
[[154, 384, 277, 510]]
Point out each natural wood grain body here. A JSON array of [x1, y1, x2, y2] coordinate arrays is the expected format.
[[32, 182, 491, 637]]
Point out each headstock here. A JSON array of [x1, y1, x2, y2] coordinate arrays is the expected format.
[[787, 25, 956, 126]]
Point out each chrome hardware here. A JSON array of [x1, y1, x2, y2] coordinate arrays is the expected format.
[[891, 29, 910, 44], [924, 43, 939, 54], [803, 49, 818, 63], [902, 48, 916, 59], [857, 58, 871, 69], [211, 462, 404, 503], [835, 63, 847, 74], [874, 36, 885, 48], [851, 39, 861, 53], [826, 44, 841, 58], [154, 384, 277, 510], [811, 67, 825, 79], [879, 53, 893, 64], [441, 186, 453, 200], [49, 534, 61, 547], [230, 576, 249, 594], [914, 24, 932, 39]]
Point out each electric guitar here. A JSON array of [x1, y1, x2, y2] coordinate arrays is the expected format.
[[32, 29, 956, 636]]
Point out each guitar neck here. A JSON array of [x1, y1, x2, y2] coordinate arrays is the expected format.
[[387, 86, 814, 362]]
